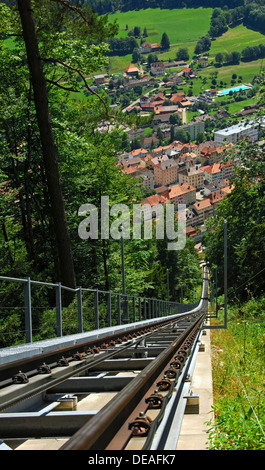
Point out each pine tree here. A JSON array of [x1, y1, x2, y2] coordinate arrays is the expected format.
[[161, 32, 170, 51]]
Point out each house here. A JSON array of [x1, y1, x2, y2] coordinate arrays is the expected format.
[[186, 226, 198, 239], [141, 135, 159, 149], [182, 67, 191, 77], [151, 43, 161, 51], [188, 199, 213, 227], [140, 42, 160, 54], [179, 121, 205, 141], [151, 91, 165, 103], [204, 163, 223, 183], [207, 191, 224, 209], [167, 183, 196, 206], [140, 95, 150, 107], [140, 42, 152, 53], [125, 64, 140, 77], [221, 184, 235, 196], [178, 165, 204, 189], [198, 58, 208, 68], [127, 128, 145, 142], [154, 158, 178, 187], [128, 148, 149, 159], [155, 105, 179, 115], [123, 156, 143, 168], [93, 74, 106, 84], [122, 166, 154, 190], [204, 179, 231, 196], [220, 160, 235, 180], [137, 169, 155, 190], [118, 152, 132, 165], [150, 62, 166, 76], [153, 110, 182, 125], [141, 194, 168, 220], [170, 92, 186, 104], [164, 61, 187, 69], [200, 146, 223, 166]]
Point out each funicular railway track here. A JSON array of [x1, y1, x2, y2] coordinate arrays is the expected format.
[[0, 270, 209, 451]]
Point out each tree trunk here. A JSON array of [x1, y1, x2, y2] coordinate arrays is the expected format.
[[16, 0, 76, 294]]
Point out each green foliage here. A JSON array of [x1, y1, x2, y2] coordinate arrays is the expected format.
[[204, 136, 265, 301], [207, 297, 265, 450], [161, 32, 170, 51]]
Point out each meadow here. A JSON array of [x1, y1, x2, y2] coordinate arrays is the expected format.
[[107, 7, 212, 73], [109, 7, 213, 45], [209, 23, 265, 57], [107, 9, 265, 85]]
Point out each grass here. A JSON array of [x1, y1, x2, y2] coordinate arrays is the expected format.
[[109, 8, 213, 46], [107, 7, 213, 73], [207, 298, 265, 450], [209, 24, 265, 58], [215, 96, 258, 115]]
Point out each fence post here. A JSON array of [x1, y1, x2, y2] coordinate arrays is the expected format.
[[94, 289, 99, 330], [24, 277, 32, 343], [148, 298, 151, 319], [77, 287, 83, 333], [56, 282, 62, 337], [133, 296, 136, 322], [123, 294, 129, 324], [117, 293, 121, 325], [138, 297, 141, 321], [107, 291, 112, 327]]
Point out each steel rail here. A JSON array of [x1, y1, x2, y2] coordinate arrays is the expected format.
[[0, 315, 198, 412], [60, 311, 206, 451], [0, 320, 173, 386], [0, 266, 209, 450]]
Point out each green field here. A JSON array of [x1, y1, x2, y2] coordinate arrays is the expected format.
[[108, 7, 212, 73], [107, 9, 265, 81], [110, 8, 213, 45], [209, 24, 265, 57]]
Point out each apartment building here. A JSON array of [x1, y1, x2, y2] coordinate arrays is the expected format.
[[178, 165, 204, 189], [154, 159, 178, 186], [214, 121, 259, 145], [141, 194, 168, 220], [166, 183, 196, 206], [186, 199, 213, 227]]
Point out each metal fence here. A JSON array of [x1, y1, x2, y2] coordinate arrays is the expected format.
[[0, 275, 200, 345]]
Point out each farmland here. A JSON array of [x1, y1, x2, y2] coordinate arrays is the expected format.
[[110, 7, 212, 44], [106, 7, 265, 86], [107, 7, 212, 73]]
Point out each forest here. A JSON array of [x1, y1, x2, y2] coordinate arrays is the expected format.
[[0, 1, 202, 347]]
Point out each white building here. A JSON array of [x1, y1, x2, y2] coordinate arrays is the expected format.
[[214, 121, 260, 145]]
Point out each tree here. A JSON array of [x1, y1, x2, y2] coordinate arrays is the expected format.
[[17, 0, 76, 292], [133, 26, 141, 37], [215, 52, 224, 65], [231, 51, 241, 64], [14, 0, 118, 293], [148, 53, 158, 66], [176, 47, 189, 61], [169, 113, 181, 125], [194, 35, 211, 55], [161, 32, 170, 51], [204, 125, 265, 301], [132, 47, 141, 63], [175, 129, 189, 143], [196, 131, 205, 144]]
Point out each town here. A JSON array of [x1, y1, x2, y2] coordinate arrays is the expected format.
[[92, 51, 262, 245]]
